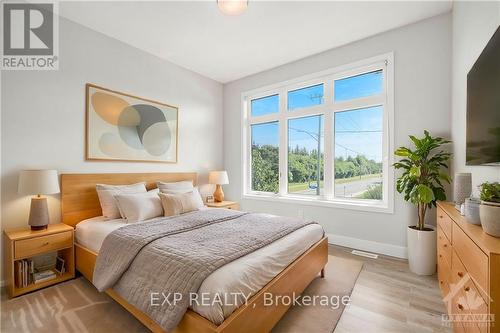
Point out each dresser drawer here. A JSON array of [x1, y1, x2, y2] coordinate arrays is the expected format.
[[437, 207, 452, 241], [437, 254, 450, 298], [452, 224, 488, 293], [14, 231, 73, 259], [463, 278, 489, 333], [438, 225, 452, 266]]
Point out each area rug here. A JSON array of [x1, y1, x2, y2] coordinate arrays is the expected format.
[[1, 255, 362, 333]]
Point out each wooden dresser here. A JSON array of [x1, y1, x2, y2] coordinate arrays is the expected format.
[[437, 202, 500, 333]]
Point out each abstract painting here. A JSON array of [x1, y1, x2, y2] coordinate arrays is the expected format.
[[86, 84, 178, 163]]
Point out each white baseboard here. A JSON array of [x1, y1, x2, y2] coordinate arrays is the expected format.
[[326, 233, 408, 259]]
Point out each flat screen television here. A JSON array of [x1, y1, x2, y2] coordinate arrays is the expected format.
[[466, 25, 500, 165]]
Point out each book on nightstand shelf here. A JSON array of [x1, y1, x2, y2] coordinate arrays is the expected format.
[[33, 270, 57, 284], [14, 259, 59, 287]]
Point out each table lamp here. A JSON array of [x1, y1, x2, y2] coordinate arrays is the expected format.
[[208, 171, 229, 202], [18, 170, 60, 230]]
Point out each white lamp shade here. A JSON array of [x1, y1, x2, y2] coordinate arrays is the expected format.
[[217, 0, 248, 15], [18, 170, 60, 195], [209, 171, 229, 185]]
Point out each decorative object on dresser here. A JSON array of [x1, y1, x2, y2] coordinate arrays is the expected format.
[[393, 131, 451, 275], [208, 170, 229, 202], [453, 172, 472, 210], [206, 200, 240, 210], [479, 182, 500, 237], [3, 223, 75, 298], [436, 202, 500, 333], [18, 170, 60, 230], [464, 197, 482, 225], [86, 84, 178, 163]]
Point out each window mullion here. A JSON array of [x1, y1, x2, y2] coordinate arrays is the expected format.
[[323, 80, 334, 199], [278, 88, 288, 196]]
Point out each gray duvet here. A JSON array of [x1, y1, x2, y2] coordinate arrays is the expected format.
[[93, 208, 319, 331]]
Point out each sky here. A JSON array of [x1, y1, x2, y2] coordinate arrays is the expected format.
[[251, 70, 383, 162]]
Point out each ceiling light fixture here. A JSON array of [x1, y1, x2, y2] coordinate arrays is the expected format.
[[217, 0, 248, 16]]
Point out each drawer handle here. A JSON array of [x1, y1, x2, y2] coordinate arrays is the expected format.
[[457, 303, 464, 311], [439, 215, 444, 219], [443, 244, 447, 248], [439, 254, 442, 258], [457, 271, 464, 278], [42, 242, 49, 246], [464, 286, 470, 292]]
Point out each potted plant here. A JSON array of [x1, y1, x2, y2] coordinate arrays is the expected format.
[[479, 182, 500, 237], [394, 131, 451, 275]]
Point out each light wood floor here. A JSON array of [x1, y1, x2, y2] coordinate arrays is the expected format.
[[330, 245, 452, 333]]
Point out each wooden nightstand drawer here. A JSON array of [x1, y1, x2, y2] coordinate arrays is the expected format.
[[225, 203, 240, 210], [206, 201, 239, 210], [14, 231, 72, 259]]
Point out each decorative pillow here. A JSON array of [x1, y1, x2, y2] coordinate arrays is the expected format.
[[96, 182, 147, 219], [157, 180, 193, 193], [159, 189, 204, 217], [114, 191, 163, 223]]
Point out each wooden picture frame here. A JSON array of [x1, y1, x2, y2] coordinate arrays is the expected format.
[[85, 84, 179, 163]]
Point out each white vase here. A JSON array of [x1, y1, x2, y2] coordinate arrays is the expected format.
[[480, 202, 500, 237], [407, 225, 437, 275]]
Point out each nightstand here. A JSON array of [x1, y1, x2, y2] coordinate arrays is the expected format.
[[3, 223, 75, 298], [206, 201, 240, 210]]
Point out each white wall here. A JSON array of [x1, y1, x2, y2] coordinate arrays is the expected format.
[[451, 1, 500, 193], [223, 14, 452, 257], [1, 17, 223, 235]]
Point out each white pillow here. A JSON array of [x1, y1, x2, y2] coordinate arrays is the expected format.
[[159, 190, 205, 217], [114, 191, 163, 223], [96, 182, 147, 219], [157, 180, 193, 193], [161, 186, 204, 207]]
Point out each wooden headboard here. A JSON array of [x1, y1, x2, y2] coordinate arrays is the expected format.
[[61, 172, 197, 227]]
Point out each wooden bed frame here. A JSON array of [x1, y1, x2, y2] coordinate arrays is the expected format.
[[61, 172, 328, 333]]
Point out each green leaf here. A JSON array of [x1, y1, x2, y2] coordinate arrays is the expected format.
[[394, 147, 411, 157], [409, 166, 421, 178], [416, 184, 435, 204], [438, 172, 451, 184]]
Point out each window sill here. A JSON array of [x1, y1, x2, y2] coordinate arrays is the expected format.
[[242, 193, 394, 214]]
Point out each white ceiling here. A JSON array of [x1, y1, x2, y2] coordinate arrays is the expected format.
[[60, 1, 452, 83]]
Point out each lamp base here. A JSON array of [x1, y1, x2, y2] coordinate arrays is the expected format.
[[28, 197, 50, 230], [31, 225, 48, 231], [213, 184, 224, 202]]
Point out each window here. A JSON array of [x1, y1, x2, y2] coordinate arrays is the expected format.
[[334, 70, 383, 101], [288, 115, 324, 195], [243, 54, 393, 212], [334, 106, 383, 200], [251, 94, 279, 117], [251, 122, 279, 192], [288, 84, 324, 110]]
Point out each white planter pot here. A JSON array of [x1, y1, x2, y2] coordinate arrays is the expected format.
[[480, 203, 500, 237], [407, 225, 437, 276]]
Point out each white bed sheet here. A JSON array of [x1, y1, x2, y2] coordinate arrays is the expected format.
[[75, 214, 324, 324]]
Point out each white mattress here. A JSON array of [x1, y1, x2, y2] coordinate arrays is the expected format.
[[75, 215, 323, 324]]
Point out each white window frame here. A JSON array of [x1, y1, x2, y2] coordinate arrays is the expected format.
[[241, 53, 394, 213]]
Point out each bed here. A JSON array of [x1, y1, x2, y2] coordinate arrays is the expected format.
[[61, 172, 328, 333]]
